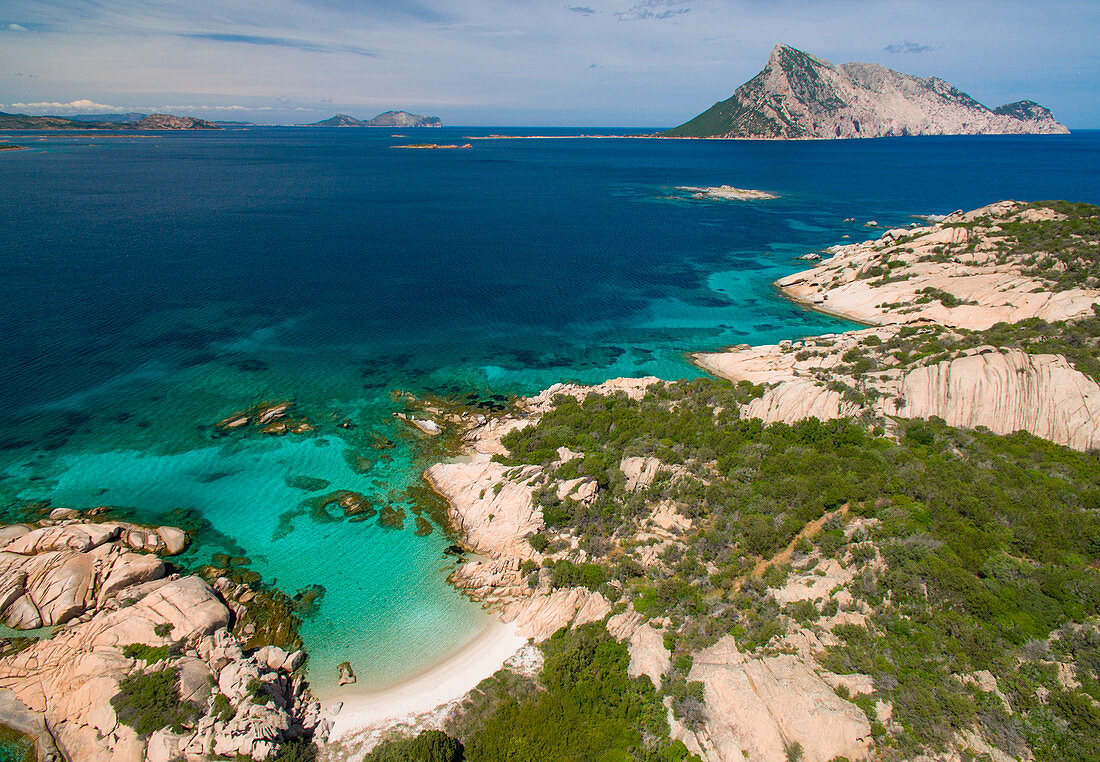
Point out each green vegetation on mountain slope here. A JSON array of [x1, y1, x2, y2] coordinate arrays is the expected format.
[[491, 374, 1100, 759], [368, 622, 698, 762]]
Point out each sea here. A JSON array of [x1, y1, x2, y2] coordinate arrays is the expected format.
[[0, 127, 1097, 699]]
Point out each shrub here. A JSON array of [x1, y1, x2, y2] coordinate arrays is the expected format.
[[212, 693, 234, 722], [463, 623, 693, 761], [110, 667, 200, 737], [364, 730, 463, 762], [274, 739, 319, 761], [122, 643, 170, 664]]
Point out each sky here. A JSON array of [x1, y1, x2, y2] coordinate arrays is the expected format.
[[0, 0, 1097, 127]]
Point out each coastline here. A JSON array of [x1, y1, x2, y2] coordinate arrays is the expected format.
[[325, 617, 527, 742]]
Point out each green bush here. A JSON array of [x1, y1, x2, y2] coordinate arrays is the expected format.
[[549, 559, 605, 591], [462, 623, 696, 761], [110, 667, 200, 737], [122, 643, 170, 664], [365, 730, 463, 762], [212, 693, 234, 722], [274, 739, 319, 762]]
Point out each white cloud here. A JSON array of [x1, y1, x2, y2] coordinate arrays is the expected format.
[[5, 98, 126, 112], [6, 23, 28, 31], [615, 0, 690, 21], [160, 104, 273, 111], [1, 99, 284, 114]]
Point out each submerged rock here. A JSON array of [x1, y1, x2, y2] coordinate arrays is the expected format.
[[285, 475, 331, 492], [292, 585, 326, 618], [378, 506, 405, 530], [342, 450, 374, 474], [214, 400, 314, 437]]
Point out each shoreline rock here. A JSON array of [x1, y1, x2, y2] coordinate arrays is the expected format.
[[0, 515, 326, 761], [773, 201, 1098, 330]]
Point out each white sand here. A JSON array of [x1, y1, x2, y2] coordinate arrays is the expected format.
[[325, 618, 527, 741]]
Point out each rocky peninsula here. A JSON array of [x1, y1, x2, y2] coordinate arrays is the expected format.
[[348, 200, 1100, 761], [0, 512, 329, 761], [696, 200, 1100, 449]]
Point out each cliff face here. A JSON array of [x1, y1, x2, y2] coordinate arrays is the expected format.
[[664, 44, 1069, 139]]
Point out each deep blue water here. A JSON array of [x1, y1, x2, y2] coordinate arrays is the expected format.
[[0, 127, 1097, 693]]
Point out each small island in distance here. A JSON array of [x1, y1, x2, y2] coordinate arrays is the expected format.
[[664, 43, 1069, 139], [309, 111, 443, 128], [0, 109, 443, 131]]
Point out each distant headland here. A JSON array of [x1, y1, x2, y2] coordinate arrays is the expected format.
[[664, 43, 1069, 139], [0, 111, 220, 130]]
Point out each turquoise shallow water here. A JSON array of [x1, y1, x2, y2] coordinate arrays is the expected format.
[[1, 128, 1097, 693]]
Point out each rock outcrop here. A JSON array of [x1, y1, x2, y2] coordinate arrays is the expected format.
[[664, 44, 1068, 139], [690, 638, 872, 762], [775, 202, 1097, 329], [0, 517, 325, 761], [428, 377, 664, 646], [880, 348, 1100, 450]]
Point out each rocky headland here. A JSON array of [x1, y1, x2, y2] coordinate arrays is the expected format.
[[7, 200, 1097, 761], [0, 512, 328, 761], [353, 199, 1100, 761], [663, 44, 1069, 139], [695, 200, 1100, 449]]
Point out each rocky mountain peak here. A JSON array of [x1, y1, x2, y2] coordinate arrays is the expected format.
[[664, 44, 1068, 139]]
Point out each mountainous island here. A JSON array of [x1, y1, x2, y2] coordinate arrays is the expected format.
[[664, 44, 1069, 139], [0, 112, 220, 130], [310, 111, 443, 128]]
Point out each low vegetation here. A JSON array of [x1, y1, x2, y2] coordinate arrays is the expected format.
[[1008, 201, 1100, 290], [122, 643, 170, 664], [484, 368, 1100, 759], [427, 622, 699, 761], [830, 310, 1100, 384], [110, 666, 200, 737]]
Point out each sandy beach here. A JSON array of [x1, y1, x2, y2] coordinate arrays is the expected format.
[[325, 617, 527, 741]]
